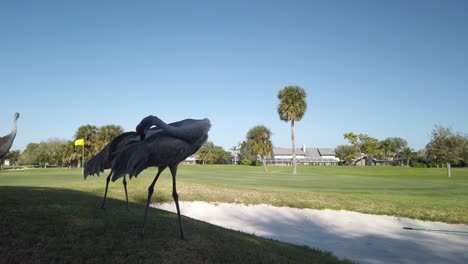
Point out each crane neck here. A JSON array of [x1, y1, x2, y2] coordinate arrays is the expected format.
[[11, 118, 18, 138], [145, 115, 186, 139], [138, 115, 210, 143]]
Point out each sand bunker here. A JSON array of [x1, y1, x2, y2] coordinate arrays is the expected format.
[[153, 201, 468, 264]]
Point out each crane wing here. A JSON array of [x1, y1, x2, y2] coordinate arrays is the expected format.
[[83, 145, 109, 179], [84, 132, 140, 179]]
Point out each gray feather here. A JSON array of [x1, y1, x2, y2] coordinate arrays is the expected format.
[[0, 113, 20, 161], [84, 131, 140, 179], [110, 117, 210, 182]]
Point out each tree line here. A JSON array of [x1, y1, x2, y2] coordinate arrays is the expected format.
[[5, 85, 307, 171], [7, 124, 231, 167], [11, 124, 124, 167], [335, 126, 468, 169]]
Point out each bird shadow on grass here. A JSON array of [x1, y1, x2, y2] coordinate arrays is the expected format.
[[0, 186, 351, 264]]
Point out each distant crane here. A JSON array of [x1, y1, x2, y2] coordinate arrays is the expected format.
[[111, 115, 211, 239], [0, 113, 20, 169]]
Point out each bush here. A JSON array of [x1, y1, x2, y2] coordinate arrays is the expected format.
[[412, 162, 428, 168], [241, 159, 252, 166]]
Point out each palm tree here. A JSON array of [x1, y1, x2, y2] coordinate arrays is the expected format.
[[60, 141, 77, 167], [5, 150, 20, 168], [401, 147, 413, 167], [277, 86, 307, 174], [196, 141, 215, 164], [246, 125, 273, 173], [96, 125, 124, 154], [230, 144, 240, 165], [74, 125, 98, 164]]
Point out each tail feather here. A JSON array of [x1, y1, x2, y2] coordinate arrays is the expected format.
[[111, 142, 141, 182], [84, 145, 109, 179], [128, 153, 150, 179]]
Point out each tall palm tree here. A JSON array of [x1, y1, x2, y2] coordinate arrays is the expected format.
[[277, 86, 307, 174], [401, 147, 413, 167], [96, 125, 124, 154], [75, 125, 98, 163], [60, 141, 78, 167], [246, 125, 273, 173]]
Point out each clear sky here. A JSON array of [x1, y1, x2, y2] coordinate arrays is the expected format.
[[1, 0, 467, 152]]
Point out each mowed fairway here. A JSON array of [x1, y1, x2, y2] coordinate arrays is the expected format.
[[1, 166, 356, 264], [1, 165, 467, 224]]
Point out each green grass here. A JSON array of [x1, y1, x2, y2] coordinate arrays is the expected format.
[[1, 165, 468, 224], [0, 186, 349, 263], [0, 167, 357, 263], [1, 165, 467, 263]]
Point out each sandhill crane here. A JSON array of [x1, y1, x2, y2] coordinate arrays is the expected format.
[[111, 115, 210, 239], [84, 118, 196, 209], [84, 131, 141, 209], [0, 113, 20, 169]]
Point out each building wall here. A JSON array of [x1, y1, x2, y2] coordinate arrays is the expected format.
[[321, 155, 340, 161], [273, 154, 307, 159], [270, 147, 339, 166]]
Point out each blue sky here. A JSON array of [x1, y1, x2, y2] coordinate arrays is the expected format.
[[1, 0, 467, 152]]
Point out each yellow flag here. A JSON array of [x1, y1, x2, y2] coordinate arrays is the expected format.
[[74, 138, 84, 146]]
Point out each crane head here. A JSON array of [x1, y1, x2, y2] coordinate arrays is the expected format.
[[14, 113, 20, 119]]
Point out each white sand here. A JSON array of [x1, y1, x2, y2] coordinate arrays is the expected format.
[[153, 201, 468, 264]]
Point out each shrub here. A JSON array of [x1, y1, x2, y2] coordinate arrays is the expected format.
[[241, 159, 252, 166], [412, 162, 428, 168]]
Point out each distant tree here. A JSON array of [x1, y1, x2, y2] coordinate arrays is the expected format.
[[277, 86, 307, 174], [96, 125, 124, 153], [246, 125, 273, 173], [238, 141, 257, 164], [74, 125, 98, 161], [212, 146, 230, 164], [43, 138, 68, 166], [343, 133, 368, 164], [60, 141, 80, 167], [20, 143, 40, 166], [379, 138, 391, 161], [230, 144, 240, 164], [20, 139, 70, 167], [360, 135, 380, 165], [380, 137, 408, 162], [5, 150, 20, 166], [411, 149, 430, 168], [335, 145, 357, 165], [344, 133, 380, 165], [343, 132, 363, 160], [426, 126, 465, 177], [196, 141, 215, 165], [462, 139, 468, 165], [195, 141, 230, 164], [401, 147, 414, 167]]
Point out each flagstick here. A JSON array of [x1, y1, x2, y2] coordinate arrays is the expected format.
[[82, 143, 84, 174]]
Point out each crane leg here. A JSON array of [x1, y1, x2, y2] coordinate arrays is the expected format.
[[140, 166, 165, 238], [170, 165, 185, 240], [101, 172, 112, 209], [123, 175, 129, 210]]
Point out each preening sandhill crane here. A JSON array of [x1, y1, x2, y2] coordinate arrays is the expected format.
[[111, 115, 211, 239], [84, 131, 141, 209], [0, 113, 20, 169], [84, 118, 195, 209]]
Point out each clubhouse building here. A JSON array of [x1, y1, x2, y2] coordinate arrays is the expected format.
[[268, 145, 340, 165]]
